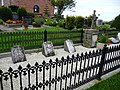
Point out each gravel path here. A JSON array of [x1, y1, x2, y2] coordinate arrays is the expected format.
[[0, 45, 97, 72]]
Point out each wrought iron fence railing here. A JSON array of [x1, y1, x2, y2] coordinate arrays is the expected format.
[[0, 44, 120, 90]]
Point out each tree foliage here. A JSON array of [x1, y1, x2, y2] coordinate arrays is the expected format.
[[0, 7, 13, 21], [75, 16, 84, 29], [17, 7, 27, 20], [50, 0, 76, 16], [9, 5, 19, 12], [111, 14, 120, 29]]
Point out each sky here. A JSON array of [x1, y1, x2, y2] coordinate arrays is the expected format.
[[62, 0, 120, 21]]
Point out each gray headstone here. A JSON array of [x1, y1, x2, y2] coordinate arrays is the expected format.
[[11, 45, 26, 63], [42, 41, 55, 57], [22, 16, 33, 25], [109, 37, 119, 44], [13, 13, 19, 20], [64, 39, 76, 53]]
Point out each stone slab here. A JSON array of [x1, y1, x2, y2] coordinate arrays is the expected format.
[[64, 39, 76, 53], [11, 45, 26, 63], [42, 41, 55, 57]]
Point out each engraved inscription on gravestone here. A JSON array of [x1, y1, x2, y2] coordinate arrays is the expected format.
[[42, 41, 55, 57], [64, 39, 76, 53], [11, 45, 26, 63]]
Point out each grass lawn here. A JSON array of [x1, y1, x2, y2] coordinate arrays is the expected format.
[[18, 27, 68, 32], [0, 27, 82, 53], [87, 72, 120, 90]]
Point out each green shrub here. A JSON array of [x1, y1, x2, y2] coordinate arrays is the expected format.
[[27, 12, 35, 18], [0, 7, 13, 21], [0, 19, 4, 24], [9, 5, 19, 12], [97, 24, 111, 30], [111, 14, 120, 29], [75, 16, 84, 29], [17, 7, 27, 20], [44, 17, 57, 26], [98, 34, 109, 43], [33, 17, 44, 27], [87, 16, 92, 27], [57, 19, 65, 28], [66, 16, 75, 30]]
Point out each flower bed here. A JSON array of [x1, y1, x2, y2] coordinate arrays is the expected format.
[[5, 20, 23, 27]]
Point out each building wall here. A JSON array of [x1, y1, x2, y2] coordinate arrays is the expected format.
[[2, 0, 54, 16]]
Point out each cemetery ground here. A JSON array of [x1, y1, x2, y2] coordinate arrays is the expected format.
[[0, 43, 120, 90], [0, 25, 120, 89]]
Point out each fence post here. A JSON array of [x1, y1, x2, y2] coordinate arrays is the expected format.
[[97, 45, 107, 80], [0, 70, 3, 90], [80, 29, 84, 43], [44, 29, 47, 42]]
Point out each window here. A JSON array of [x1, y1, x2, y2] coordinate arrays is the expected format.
[[33, 5, 39, 13]]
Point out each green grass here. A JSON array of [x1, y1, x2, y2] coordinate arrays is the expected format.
[[87, 72, 120, 90], [17, 27, 68, 32], [0, 27, 82, 53]]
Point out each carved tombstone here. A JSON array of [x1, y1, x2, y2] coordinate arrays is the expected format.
[[42, 41, 55, 57], [64, 39, 76, 53], [11, 45, 26, 63]]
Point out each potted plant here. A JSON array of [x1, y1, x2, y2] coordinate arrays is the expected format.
[[97, 34, 109, 49], [33, 17, 44, 27]]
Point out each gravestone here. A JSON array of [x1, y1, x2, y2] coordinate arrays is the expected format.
[[109, 37, 119, 44], [22, 16, 33, 25], [64, 39, 76, 53], [117, 33, 120, 41], [11, 45, 26, 63], [13, 13, 19, 20], [42, 41, 55, 57]]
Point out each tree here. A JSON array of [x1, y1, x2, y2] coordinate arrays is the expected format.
[[50, 0, 76, 17], [111, 14, 120, 29], [17, 7, 27, 20], [0, 7, 13, 21], [9, 5, 19, 12]]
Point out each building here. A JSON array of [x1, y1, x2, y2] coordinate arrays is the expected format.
[[0, 0, 54, 16], [96, 19, 103, 26]]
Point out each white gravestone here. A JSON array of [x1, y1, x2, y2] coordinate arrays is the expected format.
[[42, 41, 55, 57], [117, 33, 120, 41], [11, 45, 26, 63], [109, 37, 119, 44], [64, 39, 76, 53]]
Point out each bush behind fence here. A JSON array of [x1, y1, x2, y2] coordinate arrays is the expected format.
[[0, 45, 120, 90]]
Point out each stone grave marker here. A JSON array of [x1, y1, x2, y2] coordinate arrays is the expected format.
[[117, 33, 120, 41], [42, 41, 55, 57], [22, 16, 33, 25], [109, 37, 119, 44], [11, 45, 26, 63], [64, 39, 76, 53]]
